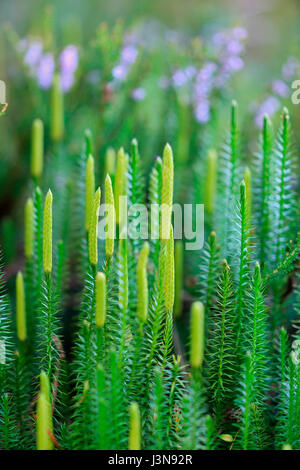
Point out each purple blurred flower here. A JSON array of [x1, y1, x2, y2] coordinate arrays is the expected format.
[[24, 41, 43, 68], [261, 95, 281, 114], [60, 71, 75, 93], [212, 31, 227, 47], [189, 26, 247, 124], [20, 38, 81, 92], [194, 64, 217, 99], [172, 66, 197, 89], [132, 87, 146, 101], [111, 42, 138, 84], [172, 69, 188, 87], [60, 45, 78, 73], [112, 64, 129, 81], [59, 45, 78, 92], [211, 26, 247, 81], [255, 95, 280, 128], [194, 80, 210, 98], [121, 45, 138, 64], [226, 39, 244, 56], [36, 53, 55, 89], [272, 79, 289, 97], [198, 62, 217, 81], [232, 27, 248, 40], [223, 56, 244, 72], [195, 99, 210, 123], [185, 66, 196, 79], [282, 57, 300, 80]]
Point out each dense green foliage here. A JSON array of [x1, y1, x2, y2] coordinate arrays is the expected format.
[[1, 100, 300, 450], [1, 8, 300, 451]]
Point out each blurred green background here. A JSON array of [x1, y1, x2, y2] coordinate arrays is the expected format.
[[2, 0, 300, 101], [2, 0, 300, 65]]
